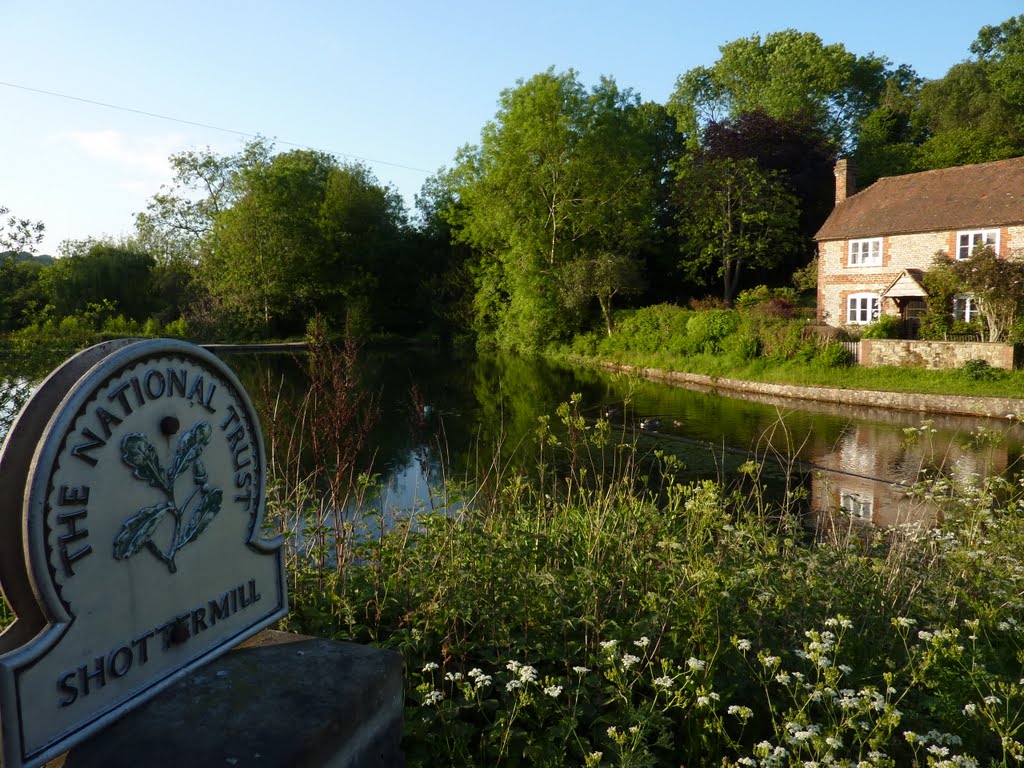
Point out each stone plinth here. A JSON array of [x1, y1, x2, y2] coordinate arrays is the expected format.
[[47, 631, 404, 768]]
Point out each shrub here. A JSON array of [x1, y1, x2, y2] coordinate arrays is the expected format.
[[723, 331, 759, 362], [571, 331, 600, 357], [735, 285, 798, 316], [602, 304, 693, 355], [163, 317, 191, 339], [860, 315, 901, 339], [814, 341, 852, 369], [959, 359, 1001, 381], [685, 310, 740, 354]]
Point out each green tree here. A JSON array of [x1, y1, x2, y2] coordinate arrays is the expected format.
[[668, 30, 904, 150], [202, 149, 409, 337], [675, 156, 801, 305], [448, 69, 661, 351], [951, 246, 1024, 342], [915, 62, 1022, 169], [134, 140, 271, 265], [559, 253, 646, 336], [415, 169, 476, 341], [40, 241, 157, 322], [0, 205, 45, 254]]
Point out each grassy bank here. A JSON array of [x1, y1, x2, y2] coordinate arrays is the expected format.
[[554, 303, 1024, 400]]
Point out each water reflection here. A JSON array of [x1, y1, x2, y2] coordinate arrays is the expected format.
[[5, 347, 1021, 530], [210, 350, 1024, 529]]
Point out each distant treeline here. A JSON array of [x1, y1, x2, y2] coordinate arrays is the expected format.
[[2, 14, 1022, 351]]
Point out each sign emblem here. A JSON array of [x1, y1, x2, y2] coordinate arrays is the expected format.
[[114, 420, 222, 572], [0, 339, 287, 768]]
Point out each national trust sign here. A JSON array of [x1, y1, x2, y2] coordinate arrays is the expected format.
[[0, 339, 287, 768]]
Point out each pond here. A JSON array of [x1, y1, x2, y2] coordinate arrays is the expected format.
[[218, 347, 1024, 531]]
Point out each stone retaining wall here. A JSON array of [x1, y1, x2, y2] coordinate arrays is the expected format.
[[859, 339, 1017, 370], [598, 363, 1024, 420]]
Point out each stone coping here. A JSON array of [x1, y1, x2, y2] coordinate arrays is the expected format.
[[598, 362, 1024, 420]]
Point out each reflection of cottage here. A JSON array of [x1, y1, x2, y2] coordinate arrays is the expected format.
[[815, 157, 1024, 336]]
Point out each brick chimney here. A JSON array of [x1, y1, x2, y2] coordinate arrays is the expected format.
[[834, 158, 856, 204]]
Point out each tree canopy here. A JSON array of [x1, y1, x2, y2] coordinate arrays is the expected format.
[[675, 156, 801, 305], [447, 68, 665, 351], [668, 30, 906, 151]]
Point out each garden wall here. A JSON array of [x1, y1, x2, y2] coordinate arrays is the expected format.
[[859, 339, 1018, 370]]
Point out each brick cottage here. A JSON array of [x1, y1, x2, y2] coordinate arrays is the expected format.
[[815, 156, 1024, 337]]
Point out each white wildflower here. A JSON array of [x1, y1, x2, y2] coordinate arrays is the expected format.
[[687, 657, 706, 671], [519, 665, 538, 683], [422, 662, 439, 672], [422, 689, 443, 706], [653, 675, 674, 688], [634, 636, 650, 648], [622, 653, 640, 669], [544, 685, 562, 698]]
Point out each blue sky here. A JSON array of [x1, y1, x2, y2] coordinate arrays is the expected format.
[[1, 1, 1020, 253]]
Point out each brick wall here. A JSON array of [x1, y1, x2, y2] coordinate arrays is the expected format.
[[859, 339, 1016, 369], [816, 225, 1024, 326]]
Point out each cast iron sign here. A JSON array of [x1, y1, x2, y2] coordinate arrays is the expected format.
[[0, 339, 287, 768]]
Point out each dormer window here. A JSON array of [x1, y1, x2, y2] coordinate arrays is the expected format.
[[956, 229, 999, 260], [848, 238, 882, 267]]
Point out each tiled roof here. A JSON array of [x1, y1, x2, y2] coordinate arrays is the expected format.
[[816, 156, 1024, 241]]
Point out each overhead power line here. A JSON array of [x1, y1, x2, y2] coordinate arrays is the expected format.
[[0, 79, 432, 175]]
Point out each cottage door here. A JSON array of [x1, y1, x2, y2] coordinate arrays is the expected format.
[[902, 299, 926, 339]]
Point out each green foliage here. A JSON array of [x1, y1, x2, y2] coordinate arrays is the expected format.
[[814, 341, 853, 368], [951, 246, 1024, 342], [603, 304, 694, 355], [959, 359, 1002, 381], [734, 285, 798, 312], [43, 242, 158, 322], [203, 148, 410, 338], [675, 157, 802, 305], [684, 309, 741, 354], [860, 314, 901, 339], [263, 385, 1024, 767], [668, 30, 902, 150], [448, 69, 667, 352]]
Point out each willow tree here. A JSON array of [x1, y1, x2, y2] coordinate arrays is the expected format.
[[448, 68, 661, 351]]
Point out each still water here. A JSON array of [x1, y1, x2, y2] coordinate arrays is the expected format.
[[221, 348, 1024, 530]]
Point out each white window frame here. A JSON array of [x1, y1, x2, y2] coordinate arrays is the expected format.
[[848, 238, 882, 267], [840, 491, 873, 520], [956, 229, 999, 260], [952, 294, 980, 322], [846, 292, 880, 325]]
